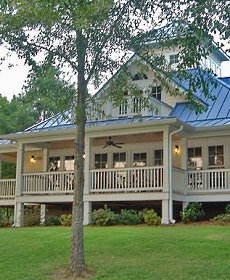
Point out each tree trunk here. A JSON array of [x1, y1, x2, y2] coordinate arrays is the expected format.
[[68, 30, 87, 277]]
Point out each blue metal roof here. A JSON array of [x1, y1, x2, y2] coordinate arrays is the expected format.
[[170, 73, 230, 127], [25, 109, 73, 131], [24, 115, 175, 134]]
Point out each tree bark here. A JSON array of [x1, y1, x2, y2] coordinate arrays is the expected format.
[[68, 29, 87, 277]]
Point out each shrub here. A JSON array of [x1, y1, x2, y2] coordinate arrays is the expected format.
[[24, 206, 40, 226], [45, 216, 61, 226], [180, 202, 205, 223], [118, 209, 141, 225], [60, 214, 72, 226], [225, 204, 230, 215], [143, 209, 161, 226], [92, 205, 117, 226], [211, 204, 230, 224], [212, 214, 230, 224]]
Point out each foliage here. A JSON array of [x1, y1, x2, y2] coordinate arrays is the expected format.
[[22, 62, 75, 122], [180, 202, 205, 223], [92, 205, 117, 226], [24, 205, 40, 227], [60, 214, 72, 226], [1, 162, 16, 179], [225, 204, 230, 215], [0, 207, 14, 227], [118, 209, 141, 225], [45, 216, 61, 226], [143, 209, 161, 226], [211, 204, 230, 224]]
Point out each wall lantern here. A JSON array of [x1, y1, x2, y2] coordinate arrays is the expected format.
[[30, 155, 35, 164], [174, 145, 180, 155]]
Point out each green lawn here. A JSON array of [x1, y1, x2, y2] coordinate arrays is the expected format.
[[0, 225, 230, 280]]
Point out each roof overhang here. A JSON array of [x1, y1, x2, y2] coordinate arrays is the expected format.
[[0, 117, 194, 144]]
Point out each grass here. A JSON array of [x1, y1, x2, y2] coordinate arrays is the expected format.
[[0, 225, 230, 280]]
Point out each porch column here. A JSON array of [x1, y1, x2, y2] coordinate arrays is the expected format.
[[161, 199, 169, 224], [14, 202, 24, 227], [163, 128, 170, 192], [0, 156, 2, 178], [14, 143, 25, 227], [84, 136, 92, 195], [40, 204, 46, 225], [84, 136, 92, 225], [181, 137, 188, 195], [42, 148, 49, 171], [162, 129, 170, 224], [182, 201, 188, 210], [83, 201, 92, 225]]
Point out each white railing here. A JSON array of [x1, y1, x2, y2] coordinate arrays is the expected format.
[[0, 179, 16, 199], [22, 171, 74, 194], [187, 169, 230, 192], [90, 166, 163, 193]]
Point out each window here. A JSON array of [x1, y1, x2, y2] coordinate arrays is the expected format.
[[133, 153, 147, 166], [119, 91, 128, 115], [188, 147, 202, 170], [132, 72, 148, 81], [154, 149, 163, 166], [208, 145, 224, 167], [133, 97, 143, 114], [49, 157, 60, 171], [113, 152, 126, 168], [151, 86, 162, 100], [64, 156, 74, 171], [169, 54, 179, 65], [119, 99, 128, 115], [95, 153, 108, 169]]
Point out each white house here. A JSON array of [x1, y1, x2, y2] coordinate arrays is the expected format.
[[0, 40, 229, 226]]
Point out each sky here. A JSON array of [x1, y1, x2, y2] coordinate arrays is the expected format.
[[0, 48, 230, 100]]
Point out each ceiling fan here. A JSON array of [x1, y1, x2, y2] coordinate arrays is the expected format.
[[103, 137, 124, 148]]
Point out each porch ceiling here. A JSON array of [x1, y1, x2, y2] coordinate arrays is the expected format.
[[92, 132, 164, 146]]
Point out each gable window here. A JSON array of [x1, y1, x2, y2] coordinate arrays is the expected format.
[[154, 149, 163, 166], [132, 72, 148, 81], [188, 147, 202, 170], [119, 99, 128, 115], [169, 54, 179, 65], [151, 86, 162, 100], [133, 152, 147, 166], [113, 152, 126, 168], [133, 97, 143, 114], [95, 153, 108, 169], [119, 91, 128, 116], [208, 145, 224, 168]]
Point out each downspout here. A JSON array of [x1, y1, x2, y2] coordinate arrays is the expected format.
[[169, 125, 184, 223]]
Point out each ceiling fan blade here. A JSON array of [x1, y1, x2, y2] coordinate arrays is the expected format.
[[103, 144, 108, 148], [113, 144, 122, 148]]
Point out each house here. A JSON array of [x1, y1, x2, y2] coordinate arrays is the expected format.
[[0, 39, 230, 226]]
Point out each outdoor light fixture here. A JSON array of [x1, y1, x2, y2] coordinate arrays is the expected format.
[[30, 155, 35, 164], [174, 145, 179, 155]]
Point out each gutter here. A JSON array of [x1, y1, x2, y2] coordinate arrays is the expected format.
[[169, 125, 184, 224]]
